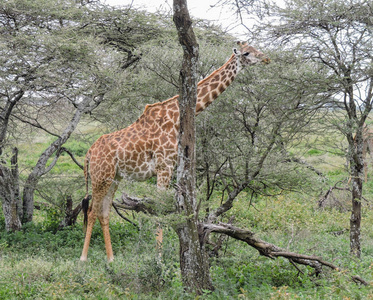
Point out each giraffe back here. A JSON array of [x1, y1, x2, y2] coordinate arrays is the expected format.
[[86, 96, 180, 184]]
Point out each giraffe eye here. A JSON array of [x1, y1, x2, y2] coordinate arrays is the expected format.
[[243, 52, 250, 57]]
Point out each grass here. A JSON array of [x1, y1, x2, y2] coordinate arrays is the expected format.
[[1, 123, 373, 299], [1, 188, 373, 299]]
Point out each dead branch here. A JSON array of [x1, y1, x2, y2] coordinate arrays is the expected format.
[[112, 202, 139, 229], [113, 192, 158, 215], [351, 275, 370, 285], [201, 222, 369, 285], [111, 192, 369, 285], [206, 216, 235, 257], [319, 180, 370, 209]]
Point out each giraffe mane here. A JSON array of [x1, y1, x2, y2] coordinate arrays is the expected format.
[[197, 54, 235, 86], [141, 53, 235, 115], [143, 95, 179, 114]]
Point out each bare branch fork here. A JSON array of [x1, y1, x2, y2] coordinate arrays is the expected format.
[[318, 180, 371, 209], [111, 191, 369, 285]]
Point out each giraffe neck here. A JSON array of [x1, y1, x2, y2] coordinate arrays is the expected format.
[[195, 54, 239, 115]]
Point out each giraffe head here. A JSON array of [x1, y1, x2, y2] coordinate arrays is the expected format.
[[234, 41, 270, 70]]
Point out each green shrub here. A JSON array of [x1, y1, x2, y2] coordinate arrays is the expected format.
[[307, 148, 324, 156]]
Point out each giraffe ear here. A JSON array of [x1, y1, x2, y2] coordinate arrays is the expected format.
[[233, 48, 240, 55]]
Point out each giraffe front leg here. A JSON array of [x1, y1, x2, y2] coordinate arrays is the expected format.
[[155, 165, 174, 250], [98, 215, 114, 262], [156, 166, 174, 189]]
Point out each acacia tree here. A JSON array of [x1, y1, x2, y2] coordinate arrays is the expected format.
[[0, 0, 161, 229], [116, 43, 358, 284], [252, 0, 373, 258], [196, 51, 328, 209], [114, 19, 357, 288]]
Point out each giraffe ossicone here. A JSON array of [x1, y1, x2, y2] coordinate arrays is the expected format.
[[80, 41, 269, 262]]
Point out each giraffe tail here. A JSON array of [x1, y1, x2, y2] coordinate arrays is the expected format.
[[82, 195, 91, 233], [82, 151, 91, 233]]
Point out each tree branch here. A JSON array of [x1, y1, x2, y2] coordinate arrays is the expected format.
[[60, 147, 84, 170], [201, 222, 369, 285], [112, 202, 139, 229], [113, 192, 158, 215]]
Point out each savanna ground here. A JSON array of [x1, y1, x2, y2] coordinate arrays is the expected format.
[[1, 121, 373, 299]]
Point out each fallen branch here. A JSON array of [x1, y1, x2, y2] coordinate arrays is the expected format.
[[113, 192, 157, 215], [201, 222, 369, 285], [112, 192, 369, 285]]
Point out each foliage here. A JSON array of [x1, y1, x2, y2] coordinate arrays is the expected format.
[[0, 0, 168, 226], [1, 187, 373, 299], [258, 0, 373, 258], [1, 1, 373, 298]]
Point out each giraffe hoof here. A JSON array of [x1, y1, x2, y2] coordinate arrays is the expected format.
[[80, 256, 88, 262]]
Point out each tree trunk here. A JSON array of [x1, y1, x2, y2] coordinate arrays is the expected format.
[[173, 0, 213, 294], [22, 96, 102, 223], [0, 148, 22, 231], [58, 196, 82, 229], [349, 126, 364, 258]]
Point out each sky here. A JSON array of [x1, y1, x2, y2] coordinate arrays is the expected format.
[[105, 0, 249, 38]]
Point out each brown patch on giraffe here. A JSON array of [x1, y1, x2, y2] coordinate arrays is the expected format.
[[202, 94, 211, 104], [167, 100, 178, 110], [140, 163, 149, 172], [167, 110, 175, 120], [126, 142, 134, 151], [127, 160, 137, 169], [117, 149, 125, 161], [143, 121, 150, 129], [135, 123, 143, 131], [160, 134, 168, 144], [199, 86, 208, 96], [196, 103, 203, 113], [218, 84, 226, 93], [130, 151, 139, 161], [135, 143, 143, 153], [210, 83, 219, 90], [162, 120, 174, 132]]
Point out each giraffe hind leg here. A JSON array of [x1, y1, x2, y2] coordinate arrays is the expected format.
[[80, 205, 97, 261], [80, 177, 118, 262], [98, 180, 119, 262]]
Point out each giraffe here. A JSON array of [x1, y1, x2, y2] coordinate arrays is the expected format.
[[80, 41, 270, 262]]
